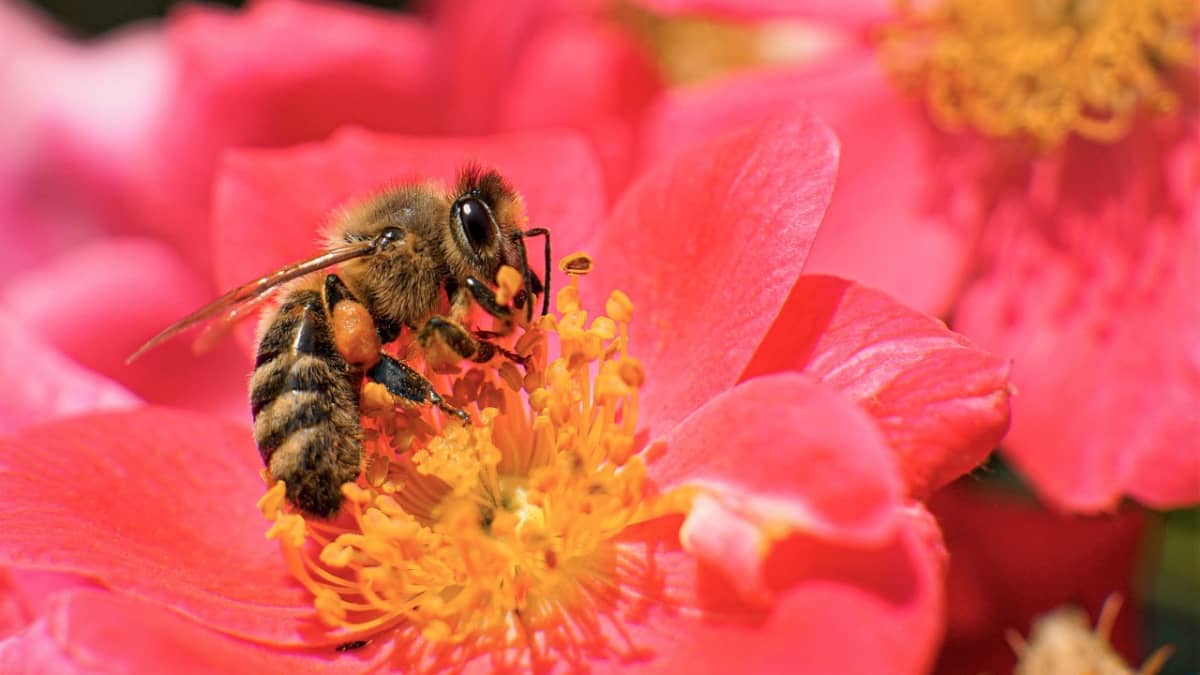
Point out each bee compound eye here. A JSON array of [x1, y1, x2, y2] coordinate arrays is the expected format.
[[458, 198, 493, 253]]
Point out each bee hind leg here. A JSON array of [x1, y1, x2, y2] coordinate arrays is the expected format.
[[367, 353, 470, 424]]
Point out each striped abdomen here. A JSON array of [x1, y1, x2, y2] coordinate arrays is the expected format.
[[250, 289, 361, 517]]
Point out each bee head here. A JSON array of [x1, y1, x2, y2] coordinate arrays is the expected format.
[[450, 166, 542, 315]]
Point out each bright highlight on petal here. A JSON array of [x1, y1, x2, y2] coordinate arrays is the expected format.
[[260, 263, 684, 664], [882, 0, 1198, 145]]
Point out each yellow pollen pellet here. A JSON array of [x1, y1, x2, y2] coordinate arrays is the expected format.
[[606, 290, 634, 323], [341, 482, 372, 506], [265, 513, 308, 548], [590, 316, 617, 340], [495, 265, 523, 306], [314, 589, 347, 625], [256, 480, 288, 520], [556, 284, 581, 315], [619, 357, 645, 388], [319, 542, 355, 567]]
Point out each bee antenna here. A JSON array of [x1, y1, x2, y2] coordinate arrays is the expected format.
[[523, 228, 551, 317]]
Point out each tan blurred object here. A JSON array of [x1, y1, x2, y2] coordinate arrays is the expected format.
[[1009, 595, 1173, 675], [617, 3, 843, 86]]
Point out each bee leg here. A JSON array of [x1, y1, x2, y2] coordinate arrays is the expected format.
[[473, 330, 529, 367], [419, 316, 526, 365], [420, 316, 487, 362], [368, 353, 470, 424], [464, 277, 512, 320]]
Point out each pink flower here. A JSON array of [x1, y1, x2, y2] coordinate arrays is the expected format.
[[634, 0, 1200, 511], [0, 108, 1009, 672]]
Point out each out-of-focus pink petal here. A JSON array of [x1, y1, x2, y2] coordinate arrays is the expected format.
[[0, 315, 140, 435], [642, 50, 976, 315], [587, 111, 839, 437], [0, 4, 173, 283], [744, 275, 1012, 498], [628, 0, 892, 24], [607, 504, 944, 674], [0, 238, 249, 424], [0, 617, 72, 674], [127, 0, 439, 273], [956, 131, 1200, 511], [929, 483, 1145, 674], [427, 0, 558, 133], [211, 127, 605, 354], [0, 570, 30, 641], [0, 409, 325, 647], [0, 589, 388, 675], [499, 15, 662, 197]]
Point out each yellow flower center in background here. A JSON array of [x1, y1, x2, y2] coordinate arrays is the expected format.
[[259, 265, 682, 661], [882, 0, 1197, 145]]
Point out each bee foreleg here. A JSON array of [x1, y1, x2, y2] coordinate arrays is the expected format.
[[473, 330, 529, 366], [464, 277, 512, 320], [418, 316, 481, 360], [367, 354, 470, 424], [418, 316, 529, 366]]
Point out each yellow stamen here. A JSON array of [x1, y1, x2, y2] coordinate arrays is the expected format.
[[617, 3, 840, 86], [1012, 594, 1175, 675], [263, 262, 684, 662], [881, 0, 1198, 146]]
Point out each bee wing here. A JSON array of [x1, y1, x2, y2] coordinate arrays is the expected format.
[[126, 241, 375, 364], [189, 287, 279, 358]]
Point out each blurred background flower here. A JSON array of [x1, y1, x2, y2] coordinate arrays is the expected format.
[[0, 0, 1195, 673]]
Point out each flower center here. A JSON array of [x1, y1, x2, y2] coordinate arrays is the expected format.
[[259, 261, 678, 662], [881, 0, 1197, 145]]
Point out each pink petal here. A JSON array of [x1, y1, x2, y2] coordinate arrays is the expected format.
[[744, 275, 1012, 498], [0, 618, 71, 674], [0, 5, 173, 283], [0, 589, 389, 674], [0, 238, 250, 424], [128, 0, 439, 273], [425, 0, 566, 133], [653, 374, 901, 542], [606, 504, 944, 674], [0, 315, 140, 435], [642, 50, 975, 315], [652, 374, 900, 605], [0, 570, 30, 641], [211, 127, 606, 354], [587, 111, 839, 436], [498, 15, 662, 197], [0, 409, 323, 646], [955, 134, 1200, 510]]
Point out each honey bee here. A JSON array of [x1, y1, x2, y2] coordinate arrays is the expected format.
[[129, 167, 550, 517]]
